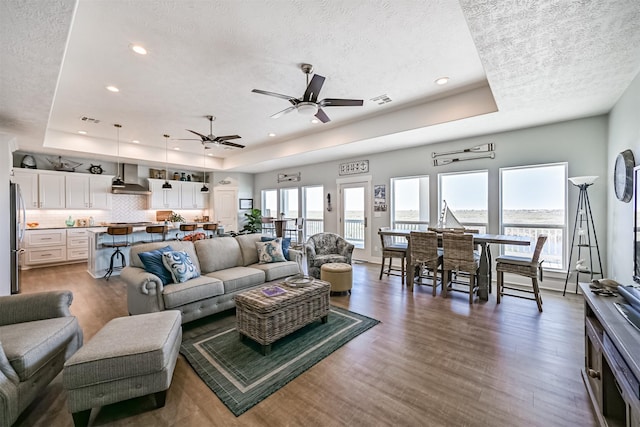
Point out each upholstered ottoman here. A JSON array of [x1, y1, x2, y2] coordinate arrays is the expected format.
[[321, 262, 353, 294], [63, 311, 182, 427]]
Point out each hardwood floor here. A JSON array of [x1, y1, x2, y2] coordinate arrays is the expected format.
[[15, 262, 597, 427]]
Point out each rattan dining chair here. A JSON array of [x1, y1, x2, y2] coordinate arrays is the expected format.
[[441, 232, 480, 304], [410, 231, 443, 296], [379, 227, 408, 284], [496, 235, 548, 312]]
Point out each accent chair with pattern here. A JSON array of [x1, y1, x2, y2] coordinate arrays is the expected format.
[[306, 233, 355, 278]]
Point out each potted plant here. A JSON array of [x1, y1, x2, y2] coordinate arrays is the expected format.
[[167, 212, 185, 228], [242, 208, 262, 233]]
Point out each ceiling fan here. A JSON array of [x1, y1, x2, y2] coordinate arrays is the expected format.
[[177, 115, 244, 149], [251, 64, 364, 123]]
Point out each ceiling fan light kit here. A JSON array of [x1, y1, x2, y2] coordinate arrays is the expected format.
[[252, 63, 364, 124]]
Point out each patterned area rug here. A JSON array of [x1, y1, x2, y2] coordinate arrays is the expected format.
[[180, 306, 379, 416]]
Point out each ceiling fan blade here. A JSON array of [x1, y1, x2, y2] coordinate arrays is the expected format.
[[218, 140, 245, 149], [186, 129, 208, 140], [319, 98, 364, 107], [174, 138, 202, 141], [271, 106, 296, 119], [303, 74, 325, 102], [315, 108, 331, 123], [252, 89, 297, 102], [215, 135, 241, 141]]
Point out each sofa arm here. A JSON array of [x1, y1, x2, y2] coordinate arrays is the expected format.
[[0, 291, 73, 326], [0, 346, 19, 426], [120, 266, 166, 315]]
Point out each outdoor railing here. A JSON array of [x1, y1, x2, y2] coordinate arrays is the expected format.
[[502, 224, 564, 270]]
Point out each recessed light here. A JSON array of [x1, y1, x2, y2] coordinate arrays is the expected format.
[[77, 130, 87, 135], [310, 119, 319, 124], [173, 147, 180, 151], [106, 85, 120, 92], [131, 139, 139, 143], [130, 44, 147, 55], [268, 132, 276, 137], [207, 153, 213, 156], [435, 77, 449, 85]]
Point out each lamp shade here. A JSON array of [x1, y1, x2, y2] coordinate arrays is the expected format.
[[568, 176, 598, 186]]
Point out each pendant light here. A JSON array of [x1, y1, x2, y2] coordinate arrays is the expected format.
[[162, 134, 172, 190], [200, 146, 209, 193], [111, 124, 125, 188]]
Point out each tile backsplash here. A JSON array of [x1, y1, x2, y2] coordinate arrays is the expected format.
[[25, 194, 205, 228]]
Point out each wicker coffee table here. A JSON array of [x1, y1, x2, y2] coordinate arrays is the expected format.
[[235, 278, 330, 355]]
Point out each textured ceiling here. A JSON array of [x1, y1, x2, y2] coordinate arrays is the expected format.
[[1, 0, 640, 173]]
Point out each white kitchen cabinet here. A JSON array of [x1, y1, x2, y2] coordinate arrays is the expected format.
[[22, 229, 67, 266], [148, 179, 181, 209], [12, 169, 65, 209], [12, 169, 38, 208], [66, 228, 89, 260], [66, 174, 113, 209], [180, 181, 208, 209]]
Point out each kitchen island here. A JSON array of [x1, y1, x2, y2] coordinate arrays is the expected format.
[[87, 223, 215, 278]]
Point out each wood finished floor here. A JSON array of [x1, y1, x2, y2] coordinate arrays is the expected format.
[[15, 262, 597, 427]]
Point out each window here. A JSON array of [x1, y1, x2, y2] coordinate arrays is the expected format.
[[261, 189, 277, 218], [500, 163, 566, 269], [391, 176, 429, 230], [303, 185, 324, 238], [279, 187, 299, 219], [439, 171, 488, 233]]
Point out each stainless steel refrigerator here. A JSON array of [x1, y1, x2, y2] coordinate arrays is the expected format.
[[10, 182, 26, 293]]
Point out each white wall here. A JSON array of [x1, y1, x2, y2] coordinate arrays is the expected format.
[[607, 71, 640, 284], [253, 116, 609, 290]]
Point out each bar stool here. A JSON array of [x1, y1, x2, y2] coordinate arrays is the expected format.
[[177, 223, 197, 240], [144, 225, 167, 243], [203, 223, 218, 238], [102, 226, 133, 280]]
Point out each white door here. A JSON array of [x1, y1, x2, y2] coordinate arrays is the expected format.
[[338, 179, 370, 260], [213, 187, 238, 232]]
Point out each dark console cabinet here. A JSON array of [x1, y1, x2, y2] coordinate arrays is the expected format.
[[581, 283, 640, 427]]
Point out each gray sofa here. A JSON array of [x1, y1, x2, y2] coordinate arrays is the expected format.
[[121, 234, 302, 324], [0, 290, 83, 426]]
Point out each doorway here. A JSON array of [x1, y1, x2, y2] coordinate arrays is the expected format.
[[338, 177, 371, 260]]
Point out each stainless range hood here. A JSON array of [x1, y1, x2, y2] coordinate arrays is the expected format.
[[111, 164, 151, 195]]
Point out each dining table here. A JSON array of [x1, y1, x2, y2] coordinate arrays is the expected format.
[[378, 229, 531, 300]]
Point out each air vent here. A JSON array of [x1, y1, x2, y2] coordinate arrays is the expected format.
[[80, 116, 101, 123], [370, 94, 392, 105]]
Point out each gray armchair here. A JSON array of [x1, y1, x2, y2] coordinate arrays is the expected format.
[[306, 232, 355, 278], [0, 291, 83, 426]]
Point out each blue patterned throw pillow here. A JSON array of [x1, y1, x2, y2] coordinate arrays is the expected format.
[[261, 236, 291, 259], [138, 246, 174, 285], [161, 251, 200, 283], [255, 238, 286, 263]]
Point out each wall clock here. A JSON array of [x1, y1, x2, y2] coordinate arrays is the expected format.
[[614, 149, 635, 202]]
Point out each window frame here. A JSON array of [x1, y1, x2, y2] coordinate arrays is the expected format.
[[438, 169, 488, 233]]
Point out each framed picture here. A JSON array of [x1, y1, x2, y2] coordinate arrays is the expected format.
[[239, 198, 253, 210], [374, 184, 387, 212]]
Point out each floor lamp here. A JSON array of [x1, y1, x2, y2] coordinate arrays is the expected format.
[[563, 176, 603, 295]]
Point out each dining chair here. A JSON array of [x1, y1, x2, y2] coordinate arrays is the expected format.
[[496, 235, 548, 312], [378, 227, 408, 285], [409, 231, 443, 296], [285, 217, 305, 243], [261, 216, 275, 236], [441, 232, 480, 304]]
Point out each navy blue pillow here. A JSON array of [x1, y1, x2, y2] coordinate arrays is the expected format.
[[261, 236, 291, 259], [138, 245, 174, 285]]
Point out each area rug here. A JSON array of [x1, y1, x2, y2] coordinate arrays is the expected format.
[[180, 306, 379, 416]]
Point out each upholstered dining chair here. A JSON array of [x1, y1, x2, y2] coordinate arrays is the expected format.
[[441, 232, 480, 304], [378, 227, 408, 284], [410, 231, 443, 296], [496, 235, 548, 312]]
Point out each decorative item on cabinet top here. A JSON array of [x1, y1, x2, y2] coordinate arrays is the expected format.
[[47, 156, 83, 172], [20, 155, 36, 169]]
